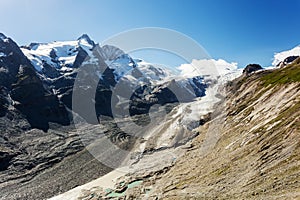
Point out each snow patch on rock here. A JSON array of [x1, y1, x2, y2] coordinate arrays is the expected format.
[[273, 45, 300, 66]]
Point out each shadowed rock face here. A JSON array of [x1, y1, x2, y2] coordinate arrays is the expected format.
[[242, 63, 263, 75], [0, 34, 32, 89], [0, 151, 14, 171], [0, 87, 9, 117], [283, 55, 299, 64], [10, 65, 70, 131], [0, 33, 71, 131], [72, 46, 89, 68], [41, 62, 61, 79], [277, 55, 300, 68]]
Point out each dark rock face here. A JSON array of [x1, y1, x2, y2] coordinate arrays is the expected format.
[[95, 87, 113, 118], [0, 87, 9, 117], [0, 34, 32, 89], [41, 62, 61, 78], [283, 56, 299, 64], [0, 33, 70, 131], [72, 46, 89, 68], [10, 65, 70, 131], [102, 67, 117, 87], [190, 77, 206, 97], [0, 151, 15, 171], [243, 64, 263, 75], [277, 56, 300, 67]]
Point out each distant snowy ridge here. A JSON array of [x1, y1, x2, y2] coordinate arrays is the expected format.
[[20, 34, 241, 86], [177, 58, 241, 83], [273, 45, 300, 66]]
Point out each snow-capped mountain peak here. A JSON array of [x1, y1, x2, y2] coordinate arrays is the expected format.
[[77, 34, 95, 47], [21, 36, 96, 73]]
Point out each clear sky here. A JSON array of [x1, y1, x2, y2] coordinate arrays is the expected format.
[[1, 0, 300, 67]]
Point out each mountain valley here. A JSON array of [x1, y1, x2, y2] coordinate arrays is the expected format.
[[0, 32, 299, 200]]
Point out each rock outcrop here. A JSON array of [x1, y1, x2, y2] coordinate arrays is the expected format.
[[242, 63, 263, 75], [277, 55, 299, 68]]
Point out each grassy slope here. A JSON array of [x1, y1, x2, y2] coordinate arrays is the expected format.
[[261, 57, 300, 85]]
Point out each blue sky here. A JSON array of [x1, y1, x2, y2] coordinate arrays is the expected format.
[[1, 0, 300, 67]]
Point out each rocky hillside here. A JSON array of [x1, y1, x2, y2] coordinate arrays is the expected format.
[[84, 58, 300, 199]]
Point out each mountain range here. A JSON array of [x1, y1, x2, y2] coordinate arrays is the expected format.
[[0, 33, 239, 199], [1, 33, 222, 131], [0, 33, 299, 200]]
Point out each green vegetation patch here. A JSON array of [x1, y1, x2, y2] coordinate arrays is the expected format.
[[260, 60, 300, 86]]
